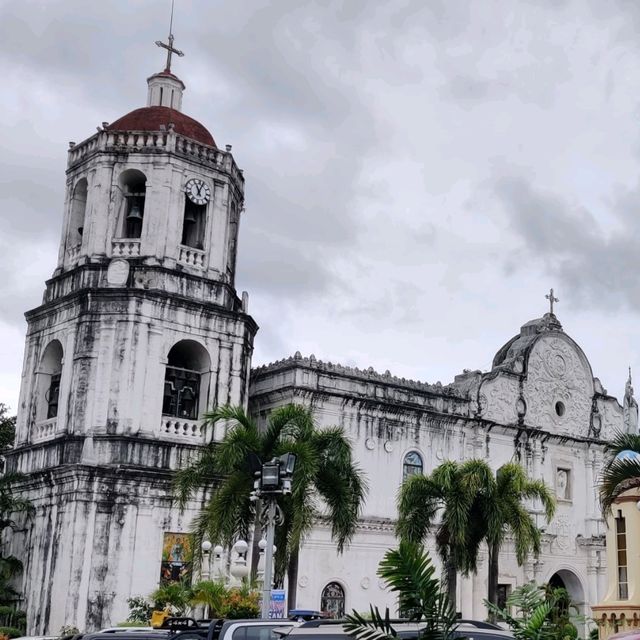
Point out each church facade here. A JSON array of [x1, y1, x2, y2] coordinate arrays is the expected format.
[[7, 44, 636, 633]]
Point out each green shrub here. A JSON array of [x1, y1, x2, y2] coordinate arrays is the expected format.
[[0, 626, 27, 638]]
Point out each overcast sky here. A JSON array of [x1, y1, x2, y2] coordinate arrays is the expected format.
[[2, 0, 640, 412]]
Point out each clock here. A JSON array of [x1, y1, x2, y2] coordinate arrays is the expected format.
[[185, 178, 211, 205]]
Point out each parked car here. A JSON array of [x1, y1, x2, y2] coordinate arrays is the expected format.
[[272, 619, 514, 640]]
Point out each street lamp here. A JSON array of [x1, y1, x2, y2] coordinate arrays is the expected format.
[[208, 540, 249, 586], [201, 540, 213, 581], [250, 453, 297, 619]]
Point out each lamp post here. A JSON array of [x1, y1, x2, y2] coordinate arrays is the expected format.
[[250, 453, 297, 619]]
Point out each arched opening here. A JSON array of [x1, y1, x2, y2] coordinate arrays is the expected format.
[[181, 200, 207, 249], [69, 178, 88, 243], [320, 582, 345, 619], [547, 569, 586, 622], [403, 451, 424, 481], [227, 201, 238, 279], [162, 340, 211, 420], [37, 340, 63, 421], [119, 169, 146, 239], [181, 179, 209, 250]]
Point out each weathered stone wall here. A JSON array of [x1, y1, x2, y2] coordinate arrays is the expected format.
[[250, 331, 615, 619]]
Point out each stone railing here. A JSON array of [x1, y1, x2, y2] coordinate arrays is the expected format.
[[32, 418, 57, 442], [67, 130, 244, 188], [112, 239, 141, 257], [66, 243, 81, 264], [161, 417, 205, 441], [178, 245, 206, 268]]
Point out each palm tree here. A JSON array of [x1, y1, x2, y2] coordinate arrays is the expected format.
[[345, 541, 458, 640], [189, 580, 228, 618], [483, 463, 555, 618], [174, 404, 367, 609], [599, 431, 640, 514], [396, 460, 489, 609]]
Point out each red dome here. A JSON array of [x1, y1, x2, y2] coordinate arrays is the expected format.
[[107, 106, 216, 147]]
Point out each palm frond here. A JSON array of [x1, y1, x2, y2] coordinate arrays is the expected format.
[[599, 457, 640, 514], [397, 475, 441, 544], [345, 606, 398, 640], [604, 431, 640, 458]]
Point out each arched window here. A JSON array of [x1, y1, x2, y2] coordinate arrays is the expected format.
[[181, 200, 207, 249], [162, 340, 210, 420], [320, 582, 345, 619], [402, 451, 423, 481], [227, 201, 238, 278], [37, 340, 63, 421], [69, 178, 88, 242], [119, 169, 146, 239]]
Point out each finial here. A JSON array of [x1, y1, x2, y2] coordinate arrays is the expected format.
[[545, 288, 559, 315], [154, 0, 184, 73]]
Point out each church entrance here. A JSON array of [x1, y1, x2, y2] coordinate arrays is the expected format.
[[548, 570, 586, 624]]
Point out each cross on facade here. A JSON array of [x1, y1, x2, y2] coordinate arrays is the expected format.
[[155, 33, 184, 73], [545, 288, 559, 314]]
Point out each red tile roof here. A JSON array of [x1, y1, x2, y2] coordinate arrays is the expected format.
[[106, 106, 216, 147]]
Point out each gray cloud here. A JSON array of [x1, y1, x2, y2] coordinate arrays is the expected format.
[[495, 174, 640, 311], [4, 0, 640, 408]]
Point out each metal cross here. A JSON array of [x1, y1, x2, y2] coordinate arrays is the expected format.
[[155, 33, 184, 73], [545, 288, 559, 314], [155, 0, 184, 72]]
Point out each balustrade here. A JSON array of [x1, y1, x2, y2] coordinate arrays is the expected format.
[[178, 245, 205, 268], [112, 239, 141, 257], [161, 417, 204, 440], [66, 243, 81, 263], [33, 418, 57, 442]]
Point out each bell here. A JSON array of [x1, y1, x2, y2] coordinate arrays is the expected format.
[[126, 202, 143, 221], [184, 208, 197, 224]]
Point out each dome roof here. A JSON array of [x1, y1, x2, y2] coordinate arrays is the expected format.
[[106, 106, 216, 147], [492, 313, 564, 370]]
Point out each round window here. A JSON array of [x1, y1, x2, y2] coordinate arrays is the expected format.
[[555, 401, 565, 417]]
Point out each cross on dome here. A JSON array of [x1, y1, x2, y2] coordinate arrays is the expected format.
[[545, 288, 559, 315], [154, 0, 184, 73]]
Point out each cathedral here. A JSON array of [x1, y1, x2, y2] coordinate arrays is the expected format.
[[8, 36, 637, 634]]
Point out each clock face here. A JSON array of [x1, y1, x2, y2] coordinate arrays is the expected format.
[[185, 178, 211, 205]]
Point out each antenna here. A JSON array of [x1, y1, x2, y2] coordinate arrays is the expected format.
[[169, 0, 175, 37]]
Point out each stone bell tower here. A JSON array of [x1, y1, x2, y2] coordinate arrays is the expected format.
[[8, 34, 257, 634]]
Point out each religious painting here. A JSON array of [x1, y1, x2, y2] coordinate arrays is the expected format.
[[159, 532, 193, 584]]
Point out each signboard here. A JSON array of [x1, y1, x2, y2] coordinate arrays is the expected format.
[[269, 589, 286, 619]]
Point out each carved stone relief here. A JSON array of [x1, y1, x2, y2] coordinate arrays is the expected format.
[[597, 397, 623, 441], [523, 336, 593, 436], [478, 375, 519, 424]]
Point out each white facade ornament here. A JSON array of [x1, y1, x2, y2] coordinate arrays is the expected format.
[[106, 258, 130, 286], [623, 367, 639, 435]]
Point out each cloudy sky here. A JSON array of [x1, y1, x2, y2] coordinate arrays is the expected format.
[[2, 0, 640, 411]]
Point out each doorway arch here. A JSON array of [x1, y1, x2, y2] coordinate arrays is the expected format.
[[547, 569, 586, 622]]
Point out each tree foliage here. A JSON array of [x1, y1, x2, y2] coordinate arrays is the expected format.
[[599, 431, 640, 514], [174, 404, 367, 595], [397, 459, 555, 616], [0, 404, 34, 635], [485, 583, 580, 640], [344, 542, 458, 640]]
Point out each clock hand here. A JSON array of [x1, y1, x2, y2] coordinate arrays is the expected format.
[[195, 183, 204, 196]]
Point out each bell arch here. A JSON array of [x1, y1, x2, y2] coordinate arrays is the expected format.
[[69, 178, 88, 245], [35, 340, 64, 422], [162, 340, 211, 420], [118, 168, 147, 239]]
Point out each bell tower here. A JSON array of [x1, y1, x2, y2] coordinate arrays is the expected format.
[[9, 35, 257, 634]]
